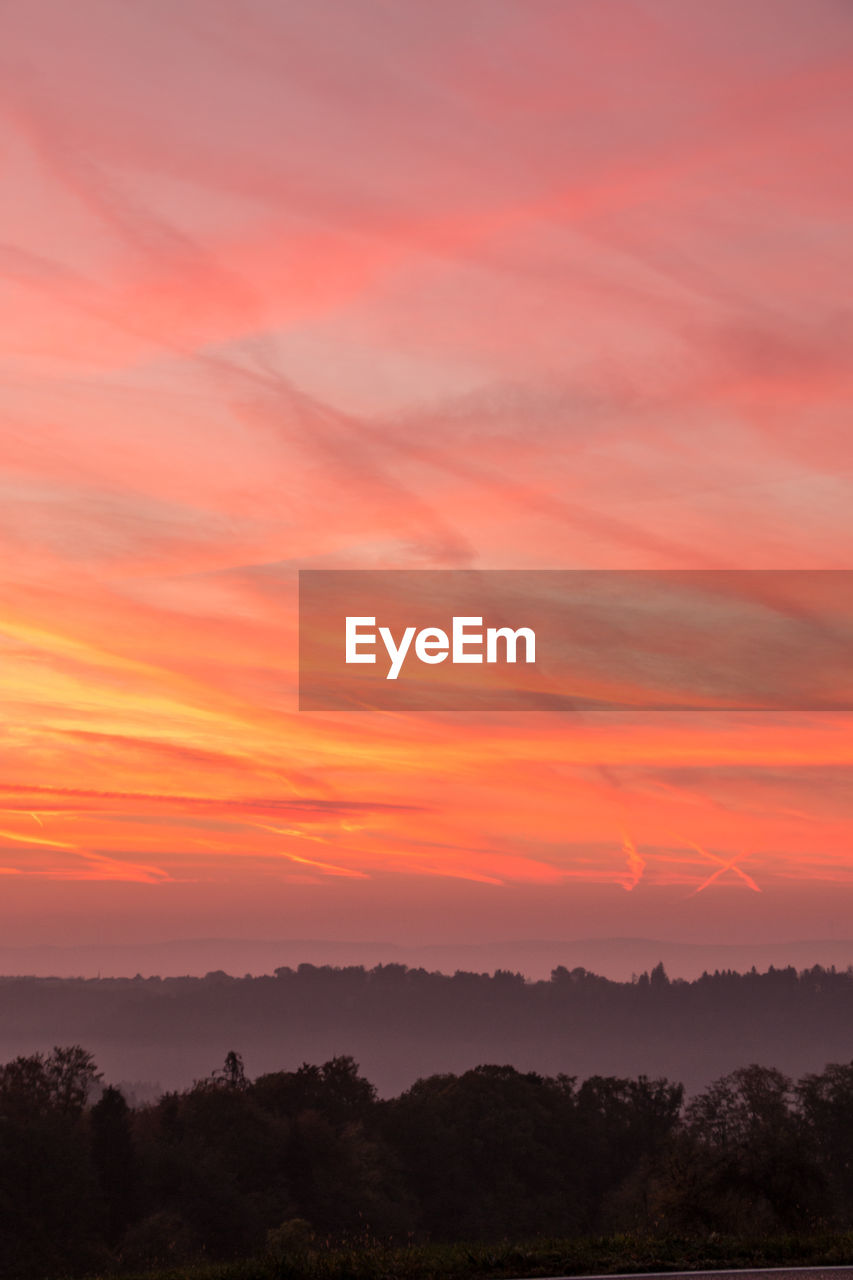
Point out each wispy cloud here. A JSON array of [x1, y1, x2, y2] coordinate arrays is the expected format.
[[0, 0, 851, 938]]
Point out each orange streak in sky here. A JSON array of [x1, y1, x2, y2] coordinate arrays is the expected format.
[[620, 833, 646, 891], [681, 840, 762, 896]]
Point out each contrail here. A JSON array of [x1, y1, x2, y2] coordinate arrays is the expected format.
[[621, 831, 646, 891], [0, 827, 76, 849], [683, 840, 761, 895]]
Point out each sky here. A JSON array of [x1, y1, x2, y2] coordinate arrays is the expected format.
[[1, 0, 852, 962]]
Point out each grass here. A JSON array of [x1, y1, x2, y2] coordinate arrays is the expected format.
[[76, 1231, 853, 1280]]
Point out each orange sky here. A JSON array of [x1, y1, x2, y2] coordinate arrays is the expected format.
[[1, 1, 853, 953]]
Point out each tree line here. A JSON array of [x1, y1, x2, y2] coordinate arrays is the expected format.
[[2, 1040, 853, 1277], [4, 962, 850, 1105], [3, 960, 853, 1098]]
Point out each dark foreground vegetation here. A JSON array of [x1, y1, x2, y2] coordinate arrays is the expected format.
[[64, 1231, 853, 1280], [4, 1038, 853, 1280]]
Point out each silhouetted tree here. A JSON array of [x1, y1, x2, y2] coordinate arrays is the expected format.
[[0, 1047, 103, 1277], [684, 1064, 822, 1231], [90, 1086, 137, 1245], [213, 1050, 248, 1090], [796, 1060, 853, 1226]]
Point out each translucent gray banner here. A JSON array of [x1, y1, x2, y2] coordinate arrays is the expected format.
[[298, 570, 853, 710]]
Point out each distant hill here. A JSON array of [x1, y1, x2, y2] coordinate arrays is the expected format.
[[2, 959, 853, 1098], [1, 934, 853, 982]]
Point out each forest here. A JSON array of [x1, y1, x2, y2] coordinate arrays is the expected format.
[[3, 1029, 853, 1277], [3, 959, 853, 1098]]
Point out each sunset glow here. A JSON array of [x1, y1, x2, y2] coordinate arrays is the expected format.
[[2, 1, 853, 953]]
